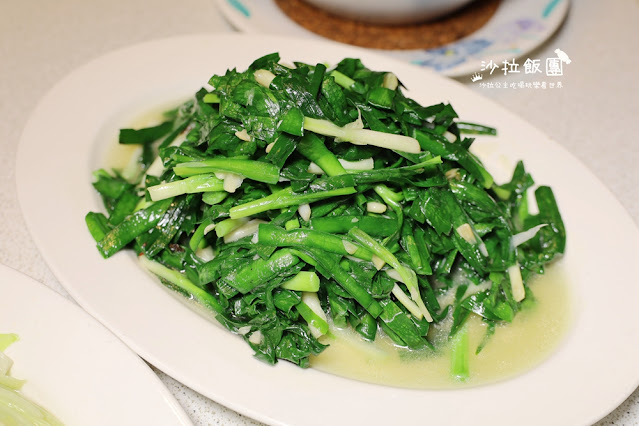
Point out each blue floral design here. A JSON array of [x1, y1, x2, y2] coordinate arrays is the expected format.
[[412, 38, 493, 72], [227, 0, 250, 17], [543, 0, 563, 18]]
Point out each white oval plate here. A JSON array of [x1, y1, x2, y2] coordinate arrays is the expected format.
[[16, 34, 639, 426], [0, 264, 193, 426], [214, 0, 570, 77]]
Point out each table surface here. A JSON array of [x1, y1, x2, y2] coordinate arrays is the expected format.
[[2, 1, 638, 425]]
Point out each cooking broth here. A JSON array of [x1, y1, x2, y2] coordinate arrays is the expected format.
[[311, 265, 571, 389]]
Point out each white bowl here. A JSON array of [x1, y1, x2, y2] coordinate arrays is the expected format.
[[303, 0, 475, 25]]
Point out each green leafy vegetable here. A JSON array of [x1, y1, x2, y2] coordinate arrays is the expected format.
[[0, 334, 64, 425], [86, 53, 566, 374]]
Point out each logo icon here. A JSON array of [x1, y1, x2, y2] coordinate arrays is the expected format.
[[554, 48, 572, 64]]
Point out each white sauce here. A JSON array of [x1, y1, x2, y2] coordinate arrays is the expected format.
[[311, 264, 572, 389]]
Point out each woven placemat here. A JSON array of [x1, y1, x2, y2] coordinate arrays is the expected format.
[[273, 0, 502, 50]]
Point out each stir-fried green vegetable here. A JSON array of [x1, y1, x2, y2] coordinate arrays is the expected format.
[[0, 334, 64, 425], [86, 54, 565, 374]]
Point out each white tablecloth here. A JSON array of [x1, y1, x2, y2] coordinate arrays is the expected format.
[[1, 0, 638, 424]]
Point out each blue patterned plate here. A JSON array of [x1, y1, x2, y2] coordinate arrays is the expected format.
[[215, 0, 570, 77]]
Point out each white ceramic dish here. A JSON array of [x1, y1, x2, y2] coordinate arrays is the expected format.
[[302, 0, 474, 25], [16, 34, 639, 426], [0, 264, 193, 426], [214, 0, 570, 77]]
